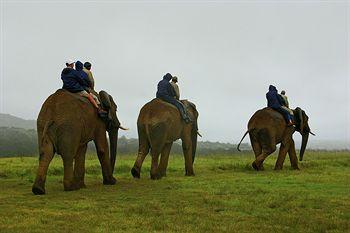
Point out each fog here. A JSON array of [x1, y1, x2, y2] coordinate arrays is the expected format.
[[1, 1, 349, 143]]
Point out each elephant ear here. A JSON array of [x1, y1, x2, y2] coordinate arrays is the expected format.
[[108, 94, 118, 111], [295, 107, 304, 133], [99, 90, 111, 110]]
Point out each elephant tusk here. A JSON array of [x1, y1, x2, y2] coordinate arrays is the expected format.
[[197, 131, 202, 137], [119, 126, 129, 130], [309, 131, 316, 136]]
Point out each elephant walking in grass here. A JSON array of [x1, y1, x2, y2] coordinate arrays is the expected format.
[[32, 89, 126, 195], [237, 107, 314, 170], [131, 98, 199, 179]]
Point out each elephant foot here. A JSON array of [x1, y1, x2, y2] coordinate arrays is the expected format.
[[64, 180, 81, 191], [252, 161, 263, 171], [103, 176, 117, 185], [185, 172, 195, 176], [274, 166, 283, 170], [64, 184, 80, 191], [131, 167, 140, 179], [150, 172, 162, 180], [32, 185, 45, 195], [77, 182, 87, 189], [292, 166, 300, 170]]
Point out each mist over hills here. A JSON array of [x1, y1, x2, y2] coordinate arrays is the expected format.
[[0, 113, 36, 129], [0, 113, 348, 157]]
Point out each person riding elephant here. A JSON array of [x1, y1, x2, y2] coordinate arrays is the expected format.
[[280, 90, 294, 116], [170, 76, 180, 100], [61, 60, 105, 115], [266, 85, 293, 126], [156, 73, 191, 123], [83, 61, 95, 91]]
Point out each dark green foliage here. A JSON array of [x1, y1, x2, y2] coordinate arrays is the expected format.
[[0, 130, 250, 157], [0, 127, 38, 157]]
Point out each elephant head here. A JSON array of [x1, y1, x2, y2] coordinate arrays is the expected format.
[[99, 91, 124, 173], [185, 101, 200, 164], [294, 107, 315, 161]]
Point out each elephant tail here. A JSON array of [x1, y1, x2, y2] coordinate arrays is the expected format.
[[145, 124, 152, 144], [41, 121, 54, 146], [237, 130, 250, 152]]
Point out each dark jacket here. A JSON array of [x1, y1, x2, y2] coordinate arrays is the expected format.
[[266, 85, 283, 109], [75, 61, 90, 88], [156, 73, 176, 98], [61, 61, 89, 93]]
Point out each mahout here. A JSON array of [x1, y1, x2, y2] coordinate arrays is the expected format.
[[237, 107, 315, 170], [32, 90, 125, 195], [131, 98, 200, 179]]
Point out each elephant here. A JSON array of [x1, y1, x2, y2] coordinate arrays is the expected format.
[[237, 107, 315, 170], [131, 98, 199, 180], [32, 89, 125, 195]]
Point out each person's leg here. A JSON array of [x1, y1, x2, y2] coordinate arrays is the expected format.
[[78, 91, 99, 109], [159, 96, 186, 118], [276, 107, 292, 125], [91, 94, 100, 105]]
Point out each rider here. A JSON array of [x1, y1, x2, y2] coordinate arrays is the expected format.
[[61, 60, 101, 111], [266, 85, 293, 126], [83, 61, 95, 91], [156, 73, 191, 123], [280, 90, 294, 116], [170, 76, 180, 100]]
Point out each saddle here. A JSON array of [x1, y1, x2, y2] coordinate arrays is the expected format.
[[57, 89, 102, 107], [155, 98, 195, 112]]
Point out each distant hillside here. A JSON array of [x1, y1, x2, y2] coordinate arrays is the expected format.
[[0, 113, 36, 129], [0, 127, 37, 156]]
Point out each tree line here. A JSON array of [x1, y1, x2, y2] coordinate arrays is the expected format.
[[0, 127, 250, 157]]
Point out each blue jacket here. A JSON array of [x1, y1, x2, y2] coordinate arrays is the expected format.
[[266, 85, 283, 108], [156, 73, 176, 98], [75, 61, 90, 88], [61, 61, 89, 93]]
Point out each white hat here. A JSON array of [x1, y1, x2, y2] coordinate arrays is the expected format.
[[66, 59, 75, 65]]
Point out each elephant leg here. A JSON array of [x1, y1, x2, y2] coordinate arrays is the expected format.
[[288, 140, 299, 170], [182, 134, 194, 176], [250, 137, 263, 170], [274, 143, 289, 170], [253, 146, 276, 171], [73, 144, 87, 188], [158, 142, 173, 177], [94, 137, 116, 185], [62, 154, 78, 191], [131, 130, 150, 178], [32, 138, 54, 195], [150, 147, 162, 180], [131, 144, 150, 178]]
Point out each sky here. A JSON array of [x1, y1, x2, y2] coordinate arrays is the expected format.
[[0, 0, 349, 144]]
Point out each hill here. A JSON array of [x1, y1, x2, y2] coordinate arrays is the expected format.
[[0, 113, 36, 129]]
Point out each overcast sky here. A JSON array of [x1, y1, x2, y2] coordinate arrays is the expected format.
[[0, 0, 349, 144]]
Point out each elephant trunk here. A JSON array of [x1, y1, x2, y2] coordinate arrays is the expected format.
[[108, 129, 118, 174], [191, 123, 198, 164], [299, 132, 309, 161]]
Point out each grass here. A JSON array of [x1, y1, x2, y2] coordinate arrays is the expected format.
[[0, 151, 349, 233]]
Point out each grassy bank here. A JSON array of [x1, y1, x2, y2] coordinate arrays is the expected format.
[[0, 152, 349, 232]]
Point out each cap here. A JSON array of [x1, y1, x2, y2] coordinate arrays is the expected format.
[[66, 59, 75, 65]]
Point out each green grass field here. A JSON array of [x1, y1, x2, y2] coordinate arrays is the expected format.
[[0, 151, 349, 233]]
